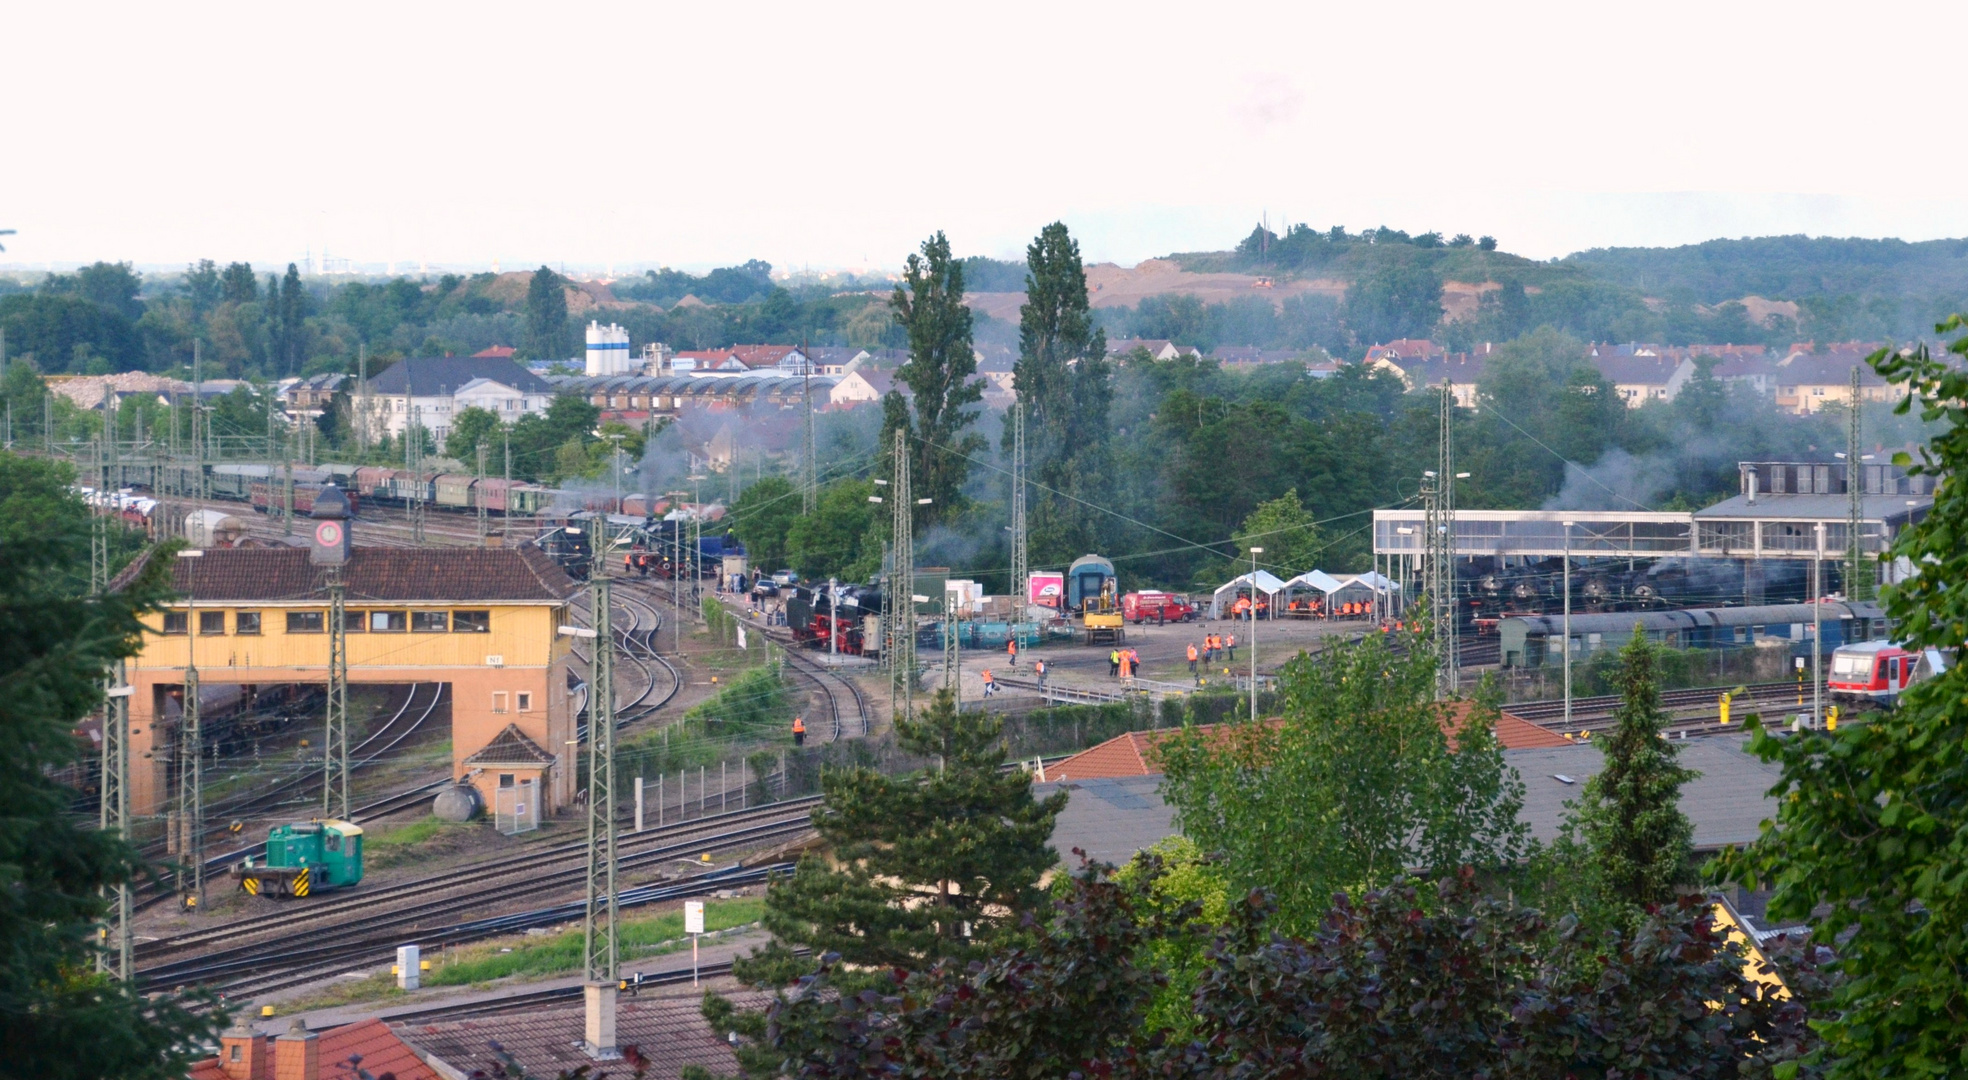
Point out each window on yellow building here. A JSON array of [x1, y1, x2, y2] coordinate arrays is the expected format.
[[412, 611, 449, 632], [287, 611, 325, 633], [343, 610, 366, 633], [199, 611, 227, 635], [162, 611, 187, 634], [370, 611, 407, 632], [453, 610, 490, 633], [236, 612, 261, 635]]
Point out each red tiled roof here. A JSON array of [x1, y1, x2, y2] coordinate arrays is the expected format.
[[113, 545, 577, 604], [190, 1019, 438, 1080], [396, 993, 768, 1080], [1048, 703, 1566, 781], [472, 345, 517, 359], [462, 723, 556, 766]]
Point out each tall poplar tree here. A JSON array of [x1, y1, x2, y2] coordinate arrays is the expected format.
[[277, 263, 306, 375], [522, 266, 569, 361], [888, 232, 984, 523], [1010, 222, 1111, 561]]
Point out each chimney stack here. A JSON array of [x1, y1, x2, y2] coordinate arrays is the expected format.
[[274, 1018, 318, 1080], [219, 1021, 272, 1080], [584, 980, 620, 1059]]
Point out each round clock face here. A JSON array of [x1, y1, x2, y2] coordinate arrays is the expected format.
[[315, 521, 342, 546]]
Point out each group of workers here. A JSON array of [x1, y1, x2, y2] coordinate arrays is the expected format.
[[1185, 633, 1238, 680], [1277, 597, 1377, 619], [1108, 646, 1143, 680]]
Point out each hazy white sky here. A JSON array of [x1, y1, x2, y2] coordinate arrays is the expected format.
[[5, 1, 1965, 273]]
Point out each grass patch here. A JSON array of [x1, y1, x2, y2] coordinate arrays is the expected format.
[[617, 665, 791, 776], [365, 817, 470, 867], [427, 897, 765, 987], [271, 973, 406, 1014]]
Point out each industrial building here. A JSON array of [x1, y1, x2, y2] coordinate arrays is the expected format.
[[1372, 459, 1934, 613], [113, 532, 580, 819]]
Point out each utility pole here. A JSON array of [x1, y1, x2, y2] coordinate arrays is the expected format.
[[1248, 545, 1262, 723], [175, 549, 205, 909], [1844, 365, 1871, 601], [407, 403, 426, 545], [356, 343, 370, 456], [1562, 520, 1574, 728], [1010, 402, 1027, 610], [1421, 384, 1462, 700], [314, 484, 352, 819], [886, 429, 916, 722], [582, 573, 618, 988], [476, 442, 489, 545], [943, 593, 960, 711], [100, 660, 132, 979], [801, 345, 817, 514]]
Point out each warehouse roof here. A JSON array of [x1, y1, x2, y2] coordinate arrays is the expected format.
[[1692, 492, 1932, 522], [113, 545, 576, 603], [364, 356, 552, 396], [396, 992, 767, 1080]]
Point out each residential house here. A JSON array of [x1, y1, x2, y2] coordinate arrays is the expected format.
[[362, 356, 554, 444], [1773, 348, 1893, 415], [1588, 348, 1688, 407], [1362, 339, 1445, 367], [281, 372, 348, 415], [1369, 344, 1486, 408], [669, 349, 747, 373], [1208, 346, 1304, 367], [471, 345, 517, 360], [829, 369, 882, 407], [191, 1018, 436, 1080], [729, 344, 810, 374], [809, 346, 870, 376], [1105, 338, 1187, 361]]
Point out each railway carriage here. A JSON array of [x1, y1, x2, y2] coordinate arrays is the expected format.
[[1828, 640, 1935, 702], [231, 819, 364, 898], [434, 473, 478, 509]]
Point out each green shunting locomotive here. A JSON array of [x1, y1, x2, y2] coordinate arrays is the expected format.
[[231, 820, 365, 897]]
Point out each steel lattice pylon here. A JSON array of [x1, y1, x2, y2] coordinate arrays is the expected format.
[[178, 663, 203, 905], [802, 363, 817, 514], [407, 404, 427, 546], [1422, 384, 1458, 701], [584, 575, 619, 983], [476, 442, 490, 545], [943, 594, 960, 709], [100, 660, 131, 979], [888, 429, 916, 722], [1010, 402, 1027, 616], [1845, 365, 1871, 602], [324, 577, 349, 820]]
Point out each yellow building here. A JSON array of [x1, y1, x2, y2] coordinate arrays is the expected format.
[[116, 544, 580, 819]]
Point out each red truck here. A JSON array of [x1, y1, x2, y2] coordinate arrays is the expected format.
[[1123, 590, 1196, 625]]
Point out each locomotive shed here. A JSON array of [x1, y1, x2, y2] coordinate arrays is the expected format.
[[111, 538, 583, 820]]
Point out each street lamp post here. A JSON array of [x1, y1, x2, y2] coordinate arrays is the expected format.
[[1562, 521, 1574, 730], [1814, 522, 1824, 729], [1249, 547, 1262, 725]]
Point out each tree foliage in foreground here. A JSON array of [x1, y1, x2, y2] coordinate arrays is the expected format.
[[1157, 625, 1526, 933], [0, 453, 223, 1078], [1721, 319, 1968, 1079], [755, 862, 1824, 1080]]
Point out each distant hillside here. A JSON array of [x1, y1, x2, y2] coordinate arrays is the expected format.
[[1561, 234, 1968, 306]]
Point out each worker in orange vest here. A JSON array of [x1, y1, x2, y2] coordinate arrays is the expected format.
[[1226, 633, 1237, 662], [792, 716, 807, 746], [1118, 651, 1133, 681], [1006, 637, 1018, 669], [982, 668, 999, 697], [1187, 642, 1199, 677], [1034, 658, 1049, 689]]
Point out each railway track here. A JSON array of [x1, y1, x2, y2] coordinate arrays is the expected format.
[[384, 959, 744, 1022], [135, 800, 821, 991], [1506, 678, 1832, 733], [195, 862, 793, 1000]]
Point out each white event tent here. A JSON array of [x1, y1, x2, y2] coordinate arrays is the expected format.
[[1208, 570, 1288, 619]]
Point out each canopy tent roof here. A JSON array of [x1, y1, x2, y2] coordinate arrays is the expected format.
[[1340, 570, 1401, 592], [1280, 570, 1348, 595], [1208, 570, 1288, 618]]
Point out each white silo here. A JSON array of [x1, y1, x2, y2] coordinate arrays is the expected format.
[[586, 321, 631, 375]]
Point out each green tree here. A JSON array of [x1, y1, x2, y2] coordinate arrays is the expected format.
[[1158, 627, 1526, 933], [1011, 222, 1113, 564], [43, 262, 145, 322], [728, 685, 1066, 985], [888, 232, 985, 523], [273, 263, 306, 376], [181, 260, 221, 314], [725, 476, 799, 573], [1548, 627, 1697, 921], [0, 452, 224, 1076], [522, 266, 569, 361], [1721, 320, 1968, 1079], [1340, 255, 1442, 345], [444, 405, 504, 461], [0, 295, 144, 374], [783, 479, 881, 582], [218, 262, 256, 305], [1230, 488, 1325, 578]]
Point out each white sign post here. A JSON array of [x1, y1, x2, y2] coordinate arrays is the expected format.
[[685, 900, 705, 985]]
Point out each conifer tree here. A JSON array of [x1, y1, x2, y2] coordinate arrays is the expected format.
[[1009, 222, 1112, 561], [1571, 626, 1696, 910]]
